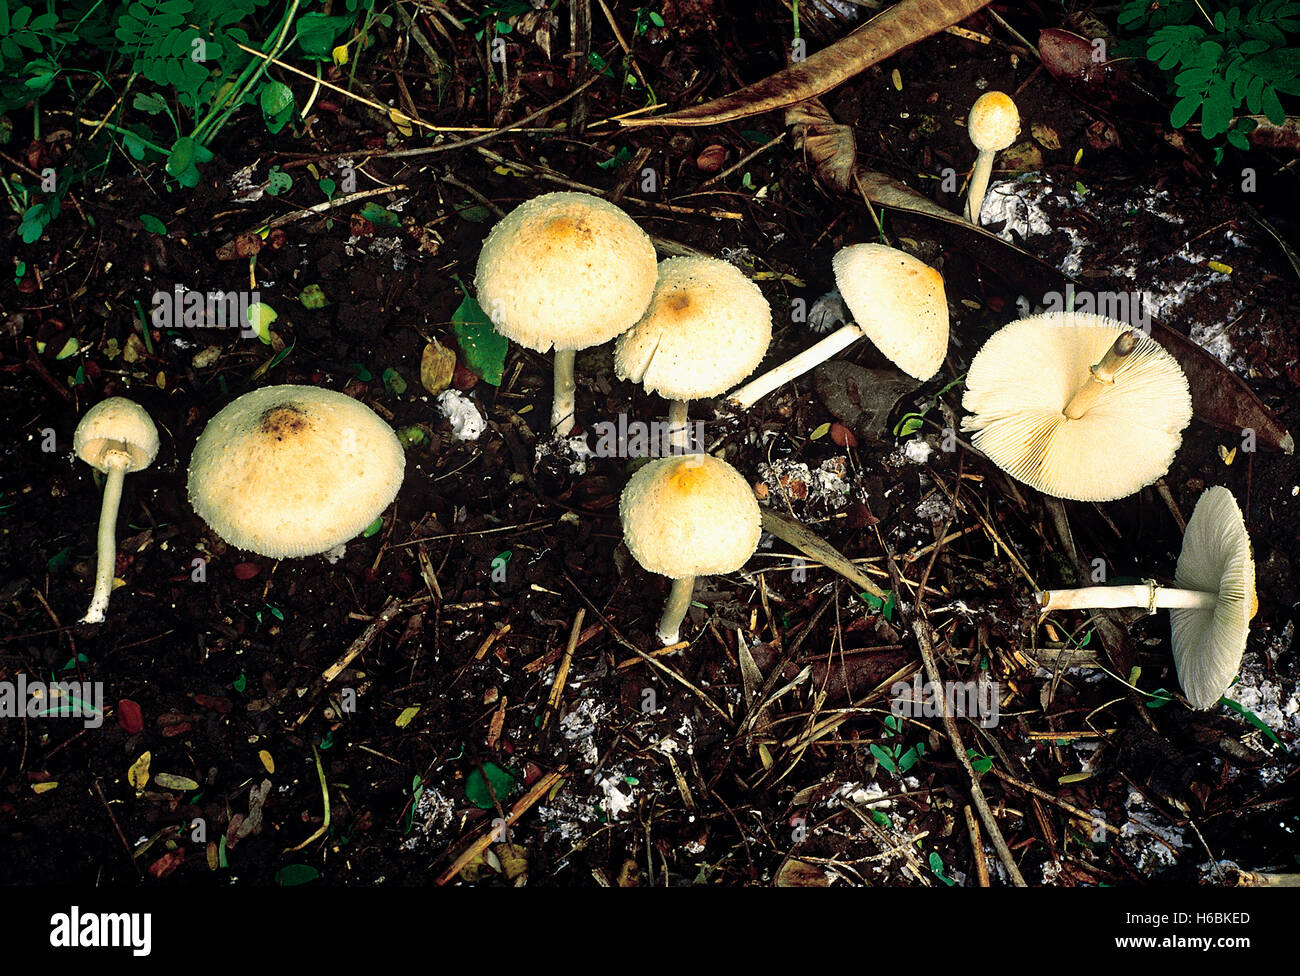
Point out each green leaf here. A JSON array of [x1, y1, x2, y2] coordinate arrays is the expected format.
[[260, 80, 294, 134], [358, 201, 401, 230], [165, 136, 213, 188], [1170, 93, 1202, 129], [299, 283, 327, 308], [47, 546, 71, 573], [869, 742, 898, 774], [274, 864, 320, 886], [139, 213, 167, 235], [928, 851, 956, 886], [465, 762, 520, 809], [382, 367, 407, 395], [133, 92, 168, 115], [361, 515, 383, 537], [266, 166, 292, 196], [1220, 696, 1283, 746], [809, 422, 831, 441], [297, 13, 354, 60], [452, 294, 508, 386]]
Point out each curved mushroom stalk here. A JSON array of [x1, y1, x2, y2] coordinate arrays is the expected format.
[[1038, 580, 1219, 614], [82, 450, 131, 624], [657, 576, 695, 645], [727, 324, 864, 410], [551, 349, 578, 436]]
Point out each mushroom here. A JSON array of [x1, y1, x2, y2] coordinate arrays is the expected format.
[[727, 244, 949, 409], [961, 312, 1192, 501], [620, 454, 761, 645], [615, 256, 772, 450], [475, 191, 658, 437], [1039, 486, 1256, 710], [74, 398, 160, 624], [187, 385, 405, 558], [963, 91, 1020, 224]]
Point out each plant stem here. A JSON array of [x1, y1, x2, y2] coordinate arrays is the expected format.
[[656, 575, 695, 645], [82, 452, 129, 625]]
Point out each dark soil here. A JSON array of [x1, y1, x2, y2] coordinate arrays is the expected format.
[[1, 1, 1296, 887]]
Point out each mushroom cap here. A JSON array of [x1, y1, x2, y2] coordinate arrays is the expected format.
[[968, 91, 1020, 153], [1170, 486, 1256, 710], [474, 191, 658, 353], [831, 243, 950, 381], [74, 397, 159, 472], [620, 454, 761, 579], [187, 385, 405, 559], [961, 312, 1192, 501], [614, 256, 772, 400]]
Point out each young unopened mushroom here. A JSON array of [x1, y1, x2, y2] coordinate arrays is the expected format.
[[74, 397, 160, 624], [1039, 486, 1256, 709], [727, 244, 949, 409], [475, 191, 658, 436], [615, 256, 772, 450], [964, 91, 1020, 224], [187, 385, 405, 558], [620, 454, 761, 645], [962, 312, 1192, 501]]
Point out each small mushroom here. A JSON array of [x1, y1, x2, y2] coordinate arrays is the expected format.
[[615, 256, 772, 450], [961, 312, 1192, 501], [963, 91, 1020, 224], [187, 385, 405, 558], [620, 454, 761, 645], [1039, 486, 1256, 709], [727, 244, 949, 409], [475, 191, 658, 436], [73, 397, 160, 624]]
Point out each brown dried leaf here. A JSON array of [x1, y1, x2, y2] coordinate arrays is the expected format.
[[786, 99, 856, 195], [623, 0, 991, 128]]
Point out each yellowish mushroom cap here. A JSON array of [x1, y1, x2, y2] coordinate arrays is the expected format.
[[474, 191, 658, 353], [962, 312, 1192, 502], [968, 91, 1020, 153], [831, 243, 950, 381], [614, 256, 772, 400], [1170, 486, 1256, 710], [74, 397, 159, 472], [187, 385, 405, 559], [620, 454, 761, 579]]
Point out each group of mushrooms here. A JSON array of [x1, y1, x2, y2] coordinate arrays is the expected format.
[[69, 90, 1258, 711]]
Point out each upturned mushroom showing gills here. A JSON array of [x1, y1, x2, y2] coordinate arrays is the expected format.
[[615, 256, 772, 450], [964, 91, 1020, 224], [620, 454, 761, 645], [475, 191, 658, 437], [1039, 486, 1256, 709], [74, 397, 160, 624], [961, 312, 1192, 501], [727, 243, 949, 409], [187, 385, 405, 559]]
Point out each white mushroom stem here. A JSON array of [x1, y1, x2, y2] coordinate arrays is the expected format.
[[1039, 581, 1218, 613], [963, 149, 999, 224], [82, 447, 131, 625], [1062, 330, 1138, 419], [657, 576, 695, 645], [551, 348, 577, 436], [727, 324, 863, 410], [667, 400, 689, 452]]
